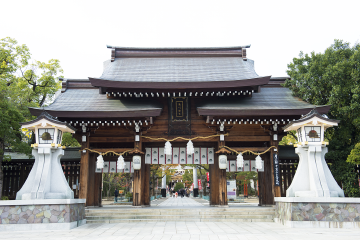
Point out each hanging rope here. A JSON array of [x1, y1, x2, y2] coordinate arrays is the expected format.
[[222, 145, 277, 156], [141, 133, 228, 142], [80, 148, 133, 156]]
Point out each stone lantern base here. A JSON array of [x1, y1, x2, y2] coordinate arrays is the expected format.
[[0, 199, 86, 231], [275, 197, 360, 228]]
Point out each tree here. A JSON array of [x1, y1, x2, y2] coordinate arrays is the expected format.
[[61, 132, 80, 147], [174, 182, 184, 192], [0, 37, 63, 198], [236, 171, 258, 195], [149, 164, 177, 197], [284, 39, 360, 197]]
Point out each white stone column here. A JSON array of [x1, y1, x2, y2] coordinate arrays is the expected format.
[[161, 169, 167, 197], [193, 167, 199, 197]]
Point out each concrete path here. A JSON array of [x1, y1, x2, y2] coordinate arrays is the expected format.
[[156, 197, 206, 207], [1, 221, 359, 239]]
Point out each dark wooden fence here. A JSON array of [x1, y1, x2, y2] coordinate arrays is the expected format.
[[279, 159, 298, 197], [1, 160, 80, 200]]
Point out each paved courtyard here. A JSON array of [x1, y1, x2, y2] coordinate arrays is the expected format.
[[156, 197, 206, 207], [1, 198, 359, 239], [1, 221, 360, 240]]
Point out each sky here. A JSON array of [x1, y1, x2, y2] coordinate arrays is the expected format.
[[1, 0, 360, 79]]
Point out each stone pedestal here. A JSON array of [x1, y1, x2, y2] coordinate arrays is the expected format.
[[16, 148, 74, 200], [193, 188, 199, 197], [161, 189, 167, 198], [287, 146, 344, 198], [275, 197, 360, 228], [0, 199, 86, 231]]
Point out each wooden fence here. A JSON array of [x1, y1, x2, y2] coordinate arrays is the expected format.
[[1, 160, 80, 200]]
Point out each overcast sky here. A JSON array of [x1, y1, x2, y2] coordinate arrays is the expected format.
[[2, 0, 360, 79]]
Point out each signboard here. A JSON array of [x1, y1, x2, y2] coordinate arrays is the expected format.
[[119, 190, 124, 194], [171, 97, 188, 121], [198, 179, 202, 190], [273, 153, 280, 186], [227, 180, 236, 199]]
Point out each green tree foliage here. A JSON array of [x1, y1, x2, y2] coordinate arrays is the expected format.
[[279, 130, 298, 146], [284, 40, 360, 197], [149, 164, 177, 196], [347, 142, 360, 164], [174, 182, 184, 192], [0, 37, 63, 198], [61, 132, 80, 147]]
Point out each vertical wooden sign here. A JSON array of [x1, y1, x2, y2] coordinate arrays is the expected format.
[[273, 153, 280, 186]]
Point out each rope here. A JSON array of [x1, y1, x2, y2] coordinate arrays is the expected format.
[[222, 146, 277, 156], [141, 134, 228, 142], [81, 148, 133, 156]]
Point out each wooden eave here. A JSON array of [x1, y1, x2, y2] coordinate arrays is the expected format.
[[197, 105, 331, 117], [89, 76, 271, 90], [29, 108, 162, 118]]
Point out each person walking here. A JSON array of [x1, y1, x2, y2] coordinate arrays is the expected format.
[[114, 188, 119, 202], [186, 188, 190, 197]]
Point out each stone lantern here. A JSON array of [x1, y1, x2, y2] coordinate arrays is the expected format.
[[16, 112, 76, 200], [283, 109, 344, 198]]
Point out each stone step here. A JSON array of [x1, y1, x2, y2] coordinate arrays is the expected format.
[[85, 206, 275, 223], [85, 211, 275, 217], [86, 218, 274, 223], [86, 214, 273, 220], [85, 208, 274, 213]]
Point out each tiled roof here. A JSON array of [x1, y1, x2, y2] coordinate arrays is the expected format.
[[197, 87, 330, 116], [29, 89, 163, 118], [97, 57, 260, 83]]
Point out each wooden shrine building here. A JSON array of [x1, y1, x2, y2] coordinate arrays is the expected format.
[[29, 45, 330, 207]]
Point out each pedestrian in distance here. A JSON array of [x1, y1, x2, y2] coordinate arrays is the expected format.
[[114, 188, 119, 202]]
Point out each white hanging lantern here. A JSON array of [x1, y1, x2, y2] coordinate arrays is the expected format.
[[255, 155, 263, 170], [117, 155, 125, 170], [187, 140, 194, 155], [96, 154, 104, 169], [164, 141, 172, 155], [237, 153, 244, 168], [133, 155, 141, 170], [219, 155, 227, 169]]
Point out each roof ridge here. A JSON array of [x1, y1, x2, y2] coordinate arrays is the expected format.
[[106, 45, 251, 50]]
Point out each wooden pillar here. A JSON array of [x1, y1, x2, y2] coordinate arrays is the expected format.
[[270, 138, 281, 198], [86, 153, 95, 206], [133, 161, 142, 206], [142, 160, 150, 206], [79, 132, 90, 205], [209, 151, 228, 206], [93, 172, 102, 207], [264, 152, 274, 205], [209, 155, 219, 205]]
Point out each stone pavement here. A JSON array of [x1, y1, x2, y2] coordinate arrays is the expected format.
[[156, 197, 205, 207], [1, 221, 360, 239]]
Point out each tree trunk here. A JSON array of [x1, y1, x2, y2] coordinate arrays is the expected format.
[[0, 141, 4, 199], [107, 173, 111, 198]]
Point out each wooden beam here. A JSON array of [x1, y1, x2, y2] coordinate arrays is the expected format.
[[225, 136, 271, 142], [230, 147, 269, 153], [91, 148, 133, 153], [90, 137, 134, 143], [79, 133, 90, 205]]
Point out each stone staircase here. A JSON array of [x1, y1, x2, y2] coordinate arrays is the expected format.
[[85, 207, 275, 223]]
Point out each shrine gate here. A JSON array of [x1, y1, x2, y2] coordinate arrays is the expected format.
[[29, 45, 330, 206]]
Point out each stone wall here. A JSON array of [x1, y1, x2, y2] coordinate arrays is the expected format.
[[275, 201, 360, 224], [0, 203, 85, 224]]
